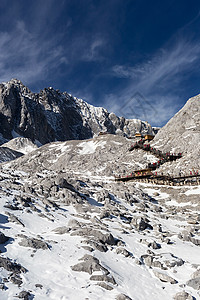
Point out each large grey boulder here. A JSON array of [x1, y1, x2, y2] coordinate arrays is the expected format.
[[153, 270, 177, 284], [18, 236, 48, 250], [71, 255, 109, 275]]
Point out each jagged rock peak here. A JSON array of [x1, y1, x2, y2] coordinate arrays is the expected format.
[[0, 79, 154, 145]]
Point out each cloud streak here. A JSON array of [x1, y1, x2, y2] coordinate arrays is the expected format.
[[106, 38, 200, 126], [0, 21, 67, 86]]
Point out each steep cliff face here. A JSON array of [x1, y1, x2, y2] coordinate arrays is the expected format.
[[151, 94, 200, 173], [0, 79, 154, 145]]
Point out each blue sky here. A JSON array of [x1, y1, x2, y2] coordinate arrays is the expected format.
[[0, 0, 200, 126]]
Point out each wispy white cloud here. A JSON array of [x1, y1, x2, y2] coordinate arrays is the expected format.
[[112, 39, 200, 88], [106, 39, 200, 125], [82, 38, 106, 62], [0, 21, 68, 85]]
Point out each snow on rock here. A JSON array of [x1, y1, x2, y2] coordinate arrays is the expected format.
[[1, 137, 38, 154], [78, 140, 107, 155]]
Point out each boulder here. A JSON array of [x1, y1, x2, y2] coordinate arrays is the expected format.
[[153, 270, 177, 284], [186, 277, 200, 290], [173, 291, 193, 300]]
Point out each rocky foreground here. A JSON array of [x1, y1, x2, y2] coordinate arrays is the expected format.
[[0, 133, 199, 300]]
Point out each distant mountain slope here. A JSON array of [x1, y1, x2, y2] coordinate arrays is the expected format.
[[1, 137, 38, 154], [0, 146, 23, 163], [0, 79, 153, 145], [151, 94, 200, 174]]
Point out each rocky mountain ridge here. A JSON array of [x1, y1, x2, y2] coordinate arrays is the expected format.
[[0, 79, 153, 146]]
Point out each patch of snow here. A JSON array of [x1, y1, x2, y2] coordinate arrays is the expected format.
[[185, 186, 200, 195], [185, 126, 196, 130], [78, 140, 106, 155]]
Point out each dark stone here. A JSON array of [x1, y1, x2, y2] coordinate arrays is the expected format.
[[10, 275, 23, 286], [0, 232, 10, 244], [17, 290, 31, 299], [19, 236, 49, 250], [0, 256, 26, 273]]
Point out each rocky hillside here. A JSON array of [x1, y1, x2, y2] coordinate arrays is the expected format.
[[151, 94, 200, 175], [0, 79, 153, 146]]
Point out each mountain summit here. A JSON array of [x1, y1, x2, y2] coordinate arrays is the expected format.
[[0, 79, 153, 145]]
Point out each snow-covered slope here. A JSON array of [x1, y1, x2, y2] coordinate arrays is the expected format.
[[9, 134, 157, 177], [0, 79, 153, 145], [0, 134, 199, 300]]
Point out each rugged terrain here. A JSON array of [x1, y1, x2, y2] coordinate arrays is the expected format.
[[0, 87, 199, 300]]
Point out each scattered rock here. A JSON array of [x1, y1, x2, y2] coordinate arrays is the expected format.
[[6, 212, 25, 227], [70, 227, 117, 246], [10, 275, 23, 286], [153, 270, 177, 284], [0, 283, 6, 290], [173, 290, 193, 300], [81, 245, 94, 252]]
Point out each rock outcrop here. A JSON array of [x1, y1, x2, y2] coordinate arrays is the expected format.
[[151, 94, 200, 173]]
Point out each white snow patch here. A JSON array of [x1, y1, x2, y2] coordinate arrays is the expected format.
[[185, 126, 196, 130], [78, 140, 106, 155], [185, 186, 200, 195]]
